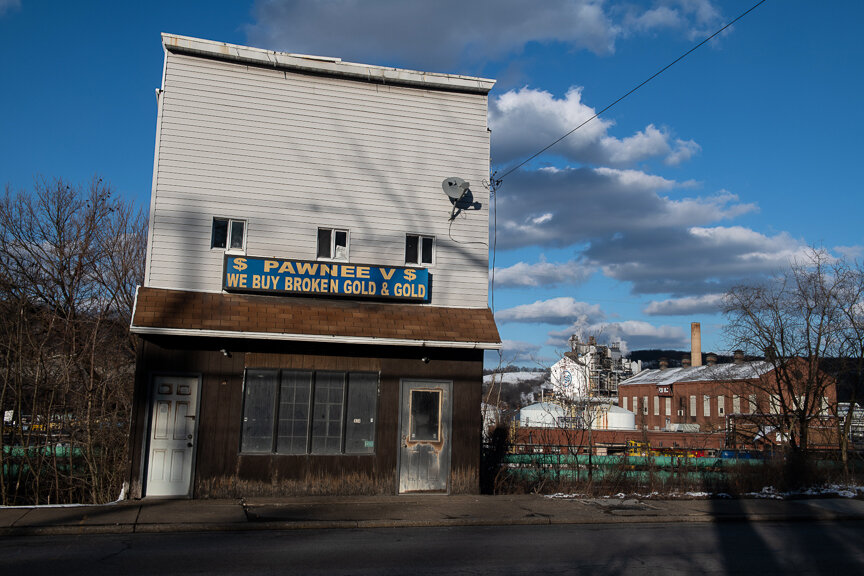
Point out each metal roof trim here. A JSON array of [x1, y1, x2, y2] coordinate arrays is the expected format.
[[161, 33, 496, 95], [130, 325, 503, 350]]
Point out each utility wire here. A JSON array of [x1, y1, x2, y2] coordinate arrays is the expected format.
[[494, 0, 768, 184]]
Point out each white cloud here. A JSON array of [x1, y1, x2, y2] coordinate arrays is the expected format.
[[587, 226, 810, 295], [493, 259, 594, 288], [665, 138, 702, 166], [489, 88, 697, 167], [548, 320, 688, 352], [0, 0, 21, 17], [247, 1, 726, 73], [247, 0, 620, 72], [496, 297, 604, 325], [499, 340, 543, 363], [494, 166, 752, 250], [620, 0, 724, 41], [643, 293, 725, 316]]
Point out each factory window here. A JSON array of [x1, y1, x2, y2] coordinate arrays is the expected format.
[[718, 395, 725, 416], [405, 234, 434, 266], [665, 397, 671, 417], [769, 395, 781, 414], [748, 394, 757, 414], [211, 218, 246, 252], [733, 395, 741, 414], [689, 395, 697, 417], [317, 228, 349, 261], [240, 369, 377, 455], [703, 395, 711, 417], [642, 396, 648, 415], [622, 397, 628, 411], [653, 396, 659, 416]]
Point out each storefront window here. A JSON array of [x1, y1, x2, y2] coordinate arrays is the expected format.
[[241, 369, 377, 455]]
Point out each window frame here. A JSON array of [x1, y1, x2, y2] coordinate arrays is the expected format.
[[240, 369, 378, 456], [405, 233, 435, 267], [211, 217, 247, 254], [317, 227, 350, 262]]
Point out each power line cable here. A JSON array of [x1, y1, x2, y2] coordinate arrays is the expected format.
[[493, 0, 768, 185], [486, 0, 767, 317]]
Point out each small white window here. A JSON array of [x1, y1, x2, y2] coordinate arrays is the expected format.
[[406, 234, 434, 266], [317, 228, 349, 261], [211, 218, 246, 252]]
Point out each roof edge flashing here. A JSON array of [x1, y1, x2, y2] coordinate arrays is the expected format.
[[130, 325, 503, 350], [160, 33, 496, 94]]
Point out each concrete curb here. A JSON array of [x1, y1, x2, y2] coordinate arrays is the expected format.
[[2, 504, 862, 537]]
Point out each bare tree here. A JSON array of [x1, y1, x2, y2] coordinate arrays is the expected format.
[[0, 177, 146, 504], [722, 248, 844, 464]]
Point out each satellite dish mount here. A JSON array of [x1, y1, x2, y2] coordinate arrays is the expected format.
[[441, 177, 481, 220]]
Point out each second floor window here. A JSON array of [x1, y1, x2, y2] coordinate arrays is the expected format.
[[405, 234, 434, 266], [317, 228, 349, 261], [211, 218, 246, 252]]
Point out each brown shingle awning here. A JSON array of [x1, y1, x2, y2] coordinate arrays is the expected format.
[[131, 287, 501, 349]]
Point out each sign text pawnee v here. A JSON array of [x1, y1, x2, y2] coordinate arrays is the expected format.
[[223, 255, 430, 302]]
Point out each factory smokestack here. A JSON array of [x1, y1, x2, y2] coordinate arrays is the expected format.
[[691, 322, 702, 367]]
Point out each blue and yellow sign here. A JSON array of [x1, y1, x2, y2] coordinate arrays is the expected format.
[[223, 255, 430, 302]]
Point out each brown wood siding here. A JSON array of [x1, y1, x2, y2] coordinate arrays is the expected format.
[[129, 336, 483, 497]]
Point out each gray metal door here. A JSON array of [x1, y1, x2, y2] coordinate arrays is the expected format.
[[145, 375, 199, 497], [398, 379, 452, 493]]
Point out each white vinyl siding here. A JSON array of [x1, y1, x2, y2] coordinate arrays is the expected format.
[[145, 52, 491, 308]]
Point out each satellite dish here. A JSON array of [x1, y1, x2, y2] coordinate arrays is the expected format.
[[442, 177, 470, 201]]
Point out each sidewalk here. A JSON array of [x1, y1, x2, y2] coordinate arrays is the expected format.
[[1, 495, 863, 536]]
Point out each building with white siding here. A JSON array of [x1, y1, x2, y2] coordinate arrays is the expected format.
[[128, 34, 500, 498]]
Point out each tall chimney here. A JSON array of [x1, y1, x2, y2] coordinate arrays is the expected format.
[[690, 322, 702, 367]]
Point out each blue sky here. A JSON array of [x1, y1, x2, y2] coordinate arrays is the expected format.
[[2, 1, 862, 367]]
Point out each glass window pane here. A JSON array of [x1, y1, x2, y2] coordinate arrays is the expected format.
[[345, 373, 378, 454], [410, 390, 440, 441], [317, 229, 331, 259], [421, 237, 433, 264], [241, 370, 277, 453], [405, 235, 418, 264], [334, 230, 348, 260], [229, 221, 245, 249], [335, 230, 347, 248], [211, 218, 228, 249], [311, 371, 345, 454], [276, 371, 312, 454]]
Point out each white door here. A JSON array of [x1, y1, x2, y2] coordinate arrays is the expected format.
[[145, 376, 199, 497]]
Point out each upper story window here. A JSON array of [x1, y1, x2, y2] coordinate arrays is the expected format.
[[317, 228, 348, 261], [405, 234, 434, 266], [211, 218, 246, 252]]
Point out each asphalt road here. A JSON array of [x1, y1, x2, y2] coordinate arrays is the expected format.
[[3, 521, 863, 575]]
